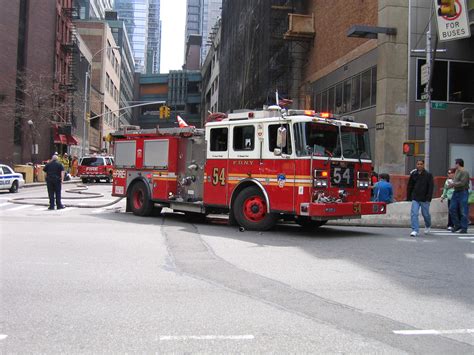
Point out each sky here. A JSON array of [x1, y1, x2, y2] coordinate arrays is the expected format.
[[160, 0, 186, 73]]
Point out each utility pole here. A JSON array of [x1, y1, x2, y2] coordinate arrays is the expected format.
[[424, 21, 431, 171]]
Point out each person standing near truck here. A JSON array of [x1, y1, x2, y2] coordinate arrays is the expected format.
[[407, 160, 434, 237]]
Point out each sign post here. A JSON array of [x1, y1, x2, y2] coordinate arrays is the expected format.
[[434, 0, 471, 42]]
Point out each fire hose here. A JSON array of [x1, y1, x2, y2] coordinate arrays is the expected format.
[[8, 184, 124, 208]]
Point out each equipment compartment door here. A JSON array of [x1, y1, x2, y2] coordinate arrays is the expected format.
[[204, 127, 229, 206]]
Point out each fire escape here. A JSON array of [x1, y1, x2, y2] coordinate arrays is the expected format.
[[55, 1, 79, 145]]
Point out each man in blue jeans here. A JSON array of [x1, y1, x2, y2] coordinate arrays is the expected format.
[[448, 158, 470, 234], [407, 160, 434, 237]]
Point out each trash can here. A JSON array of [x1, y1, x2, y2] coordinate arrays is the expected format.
[[13, 165, 34, 183]]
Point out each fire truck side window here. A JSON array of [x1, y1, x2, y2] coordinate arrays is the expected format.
[[210, 127, 228, 151], [268, 124, 292, 154], [233, 125, 255, 151]]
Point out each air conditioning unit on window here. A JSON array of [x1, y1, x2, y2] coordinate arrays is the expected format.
[[461, 108, 474, 127]]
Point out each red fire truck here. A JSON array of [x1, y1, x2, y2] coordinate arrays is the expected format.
[[111, 108, 386, 230]]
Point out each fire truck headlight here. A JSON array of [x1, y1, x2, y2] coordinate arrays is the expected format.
[[357, 180, 370, 188], [313, 179, 328, 188]]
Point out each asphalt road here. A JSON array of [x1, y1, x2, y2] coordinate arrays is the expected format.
[[1, 184, 473, 353]]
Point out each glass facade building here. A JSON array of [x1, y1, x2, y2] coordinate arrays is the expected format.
[[115, 0, 149, 73], [74, 0, 115, 20], [185, 0, 221, 66]]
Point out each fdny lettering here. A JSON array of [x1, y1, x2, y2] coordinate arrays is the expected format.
[[233, 160, 254, 166]]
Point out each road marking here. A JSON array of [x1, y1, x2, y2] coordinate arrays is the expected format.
[[393, 329, 474, 335], [458, 237, 474, 240], [429, 231, 474, 237], [465, 254, 474, 259], [92, 208, 106, 214], [0, 334, 7, 340], [159, 335, 255, 341], [0, 202, 13, 207], [6, 205, 31, 211]]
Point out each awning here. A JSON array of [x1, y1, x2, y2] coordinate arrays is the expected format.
[[66, 134, 79, 145], [54, 133, 67, 144]]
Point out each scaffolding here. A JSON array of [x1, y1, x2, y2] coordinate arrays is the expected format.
[[219, 0, 312, 111]]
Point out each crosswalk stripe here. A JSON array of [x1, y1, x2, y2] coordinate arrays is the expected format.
[[0, 202, 13, 207], [6, 205, 31, 211]]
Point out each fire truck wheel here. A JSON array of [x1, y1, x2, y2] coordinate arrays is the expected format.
[[129, 181, 154, 216], [81, 178, 88, 184], [295, 217, 328, 229], [234, 186, 277, 231]]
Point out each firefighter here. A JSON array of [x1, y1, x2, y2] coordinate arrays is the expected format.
[[43, 154, 65, 210]]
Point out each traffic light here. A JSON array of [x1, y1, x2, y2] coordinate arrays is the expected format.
[[403, 142, 415, 156], [437, 0, 456, 17], [403, 141, 424, 156], [159, 106, 165, 119], [164, 106, 171, 118]]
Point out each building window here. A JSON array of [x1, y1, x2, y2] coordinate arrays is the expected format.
[[371, 67, 377, 106], [361, 69, 372, 108], [343, 79, 351, 113], [449, 61, 474, 102], [351, 75, 361, 111]]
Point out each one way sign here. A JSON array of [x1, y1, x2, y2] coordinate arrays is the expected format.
[[435, 0, 471, 42]]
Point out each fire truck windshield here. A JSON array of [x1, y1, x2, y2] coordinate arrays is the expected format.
[[294, 122, 371, 159]]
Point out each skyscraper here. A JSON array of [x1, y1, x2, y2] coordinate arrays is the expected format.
[[185, 0, 221, 66], [115, 0, 161, 74], [147, 0, 161, 74], [115, 0, 149, 73]]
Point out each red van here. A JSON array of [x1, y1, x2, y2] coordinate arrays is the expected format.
[[78, 156, 114, 183]]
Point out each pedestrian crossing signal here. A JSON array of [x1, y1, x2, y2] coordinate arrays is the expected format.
[[403, 140, 424, 156], [403, 142, 415, 156]]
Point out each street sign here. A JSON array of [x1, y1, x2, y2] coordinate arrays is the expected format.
[[418, 108, 426, 117], [420, 63, 429, 85], [434, 0, 471, 42], [421, 92, 429, 101], [432, 102, 447, 110]]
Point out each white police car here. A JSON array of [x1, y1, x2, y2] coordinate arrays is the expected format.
[[0, 164, 25, 193]]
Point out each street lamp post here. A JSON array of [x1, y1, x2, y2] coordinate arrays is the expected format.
[[82, 45, 120, 157], [27, 119, 38, 163]]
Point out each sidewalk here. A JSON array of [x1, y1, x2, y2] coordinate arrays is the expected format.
[[327, 199, 450, 228]]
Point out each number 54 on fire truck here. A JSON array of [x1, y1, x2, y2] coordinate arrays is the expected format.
[[111, 107, 386, 231]]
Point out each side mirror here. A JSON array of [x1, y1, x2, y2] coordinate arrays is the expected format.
[[273, 148, 282, 156], [276, 126, 287, 148]]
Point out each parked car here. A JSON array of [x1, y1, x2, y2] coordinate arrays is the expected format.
[[0, 164, 25, 193], [78, 156, 114, 183]]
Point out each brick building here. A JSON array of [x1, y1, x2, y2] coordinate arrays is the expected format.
[[0, 0, 78, 165]]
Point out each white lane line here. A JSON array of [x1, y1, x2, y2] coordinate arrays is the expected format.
[[5, 205, 31, 212], [0, 334, 7, 340], [0, 202, 13, 207], [458, 236, 474, 239], [465, 254, 474, 259], [91, 208, 106, 214], [393, 329, 474, 335], [159, 335, 255, 341]]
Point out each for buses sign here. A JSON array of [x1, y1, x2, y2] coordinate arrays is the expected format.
[[435, 0, 471, 42]]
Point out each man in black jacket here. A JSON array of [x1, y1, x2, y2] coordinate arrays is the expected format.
[[43, 154, 65, 210], [407, 160, 434, 237]]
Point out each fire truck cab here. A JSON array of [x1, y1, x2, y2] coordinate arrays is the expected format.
[[112, 108, 386, 230]]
